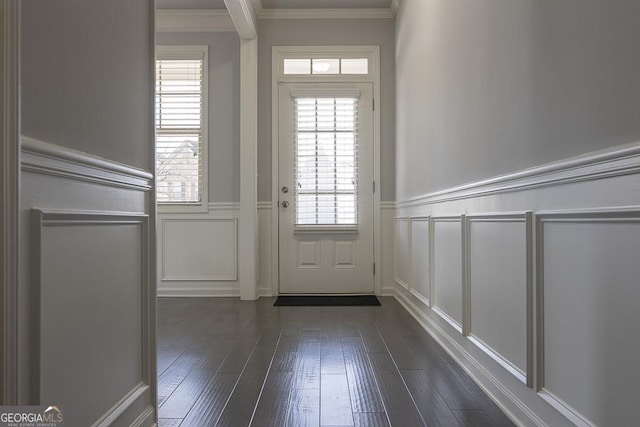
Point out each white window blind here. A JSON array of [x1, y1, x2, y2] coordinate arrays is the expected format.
[[294, 96, 358, 225], [155, 52, 205, 204]]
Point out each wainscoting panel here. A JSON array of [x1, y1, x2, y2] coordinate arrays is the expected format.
[[157, 204, 240, 297], [409, 217, 430, 305], [467, 213, 531, 385], [432, 216, 463, 331], [537, 210, 640, 427], [391, 141, 640, 427], [161, 218, 237, 281], [20, 139, 155, 425], [32, 211, 152, 427], [394, 217, 410, 289]]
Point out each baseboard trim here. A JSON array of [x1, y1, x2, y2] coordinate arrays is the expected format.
[[392, 285, 546, 427]]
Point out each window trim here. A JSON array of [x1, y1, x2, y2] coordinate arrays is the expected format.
[[155, 45, 209, 213]]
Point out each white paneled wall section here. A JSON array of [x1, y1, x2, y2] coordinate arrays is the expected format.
[[391, 142, 640, 427], [21, 138, 155, 426], [157, 202, 275, 297]]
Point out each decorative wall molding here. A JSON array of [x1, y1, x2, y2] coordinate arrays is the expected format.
[[2, 0, 21, 404], [160, 218, 238, 282], [390, 145, 640, 427], [397, 140, 640, 209], [155, 10, 236, 32], [430, 215, 464, 333], [21, 137, 153, 191], [380, 201, 396, 210], [258, 8, 395, 20], [393, 217, 410, 290], [258, 201, 273, 210], [392, 286, 546, 427], [465, 212, 533, 387], [94, 383, 153, 427], [31, 209, 152, 423], [408, 216, 430, 307], [535, 208, 640, 427]]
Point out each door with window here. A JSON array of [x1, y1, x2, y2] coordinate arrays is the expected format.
[[278, 83, 374, 294]]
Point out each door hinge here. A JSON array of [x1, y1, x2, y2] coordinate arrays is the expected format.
[[373, 181, 376, 193], [373, 263, 376, 275], [372, 99, 375, 111]]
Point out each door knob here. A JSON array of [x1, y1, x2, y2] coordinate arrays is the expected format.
[[281, 186, 289, 194], [281, 201, 289, 208]]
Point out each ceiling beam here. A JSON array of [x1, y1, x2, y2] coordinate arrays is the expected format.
[[223, 0, 257, 40]]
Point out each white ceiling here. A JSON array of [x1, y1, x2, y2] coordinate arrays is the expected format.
[[156, 0, 393, 10]]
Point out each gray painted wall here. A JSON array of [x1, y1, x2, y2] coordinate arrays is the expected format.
[[21, 0, 153, 171], [156, 32, 241, 203], [396, 0, 640, 201], [258, 18, 396, 201]]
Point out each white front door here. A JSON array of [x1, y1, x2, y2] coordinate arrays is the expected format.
[[278, 83, 374, 294]]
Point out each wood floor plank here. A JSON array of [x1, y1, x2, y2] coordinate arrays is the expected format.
[[157, 298, 515, 427], [368, 352, 426, 427], [320, 374, 354, 426], [445, 364, 516, 426], [400, 369, 462, 427], [342, 336, 385, 413], [180, 373, 238, 427], [159, 338, 235, 419], [452, 409, 497, 426], [353, 412, 390, 427], [216, 345, 276, 427], [286, 388, 320, 427], [321, 333, 346, 376], [251, 372, 294, 427]]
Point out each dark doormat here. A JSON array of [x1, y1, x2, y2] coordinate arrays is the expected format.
[[274, 295, 381, 306]]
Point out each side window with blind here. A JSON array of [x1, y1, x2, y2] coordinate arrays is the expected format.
[[155, 46, 208, 206], [294, 96, 358, 226]]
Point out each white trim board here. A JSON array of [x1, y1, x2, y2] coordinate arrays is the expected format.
[[1, 0, 20, 404], [21, 137, 153, 191]]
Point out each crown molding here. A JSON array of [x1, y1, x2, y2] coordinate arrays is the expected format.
[[258, 8, 395, 20], [155, 9, 236, 32]]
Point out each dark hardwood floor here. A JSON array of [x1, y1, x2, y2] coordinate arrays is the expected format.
[[157, 297, 515, 427]]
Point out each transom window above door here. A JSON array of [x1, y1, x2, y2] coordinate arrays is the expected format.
[[274, 46, 378, 82], [284, 58, 369, 75]]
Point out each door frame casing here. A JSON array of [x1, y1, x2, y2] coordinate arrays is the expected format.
[[271, 45, 382, 296]]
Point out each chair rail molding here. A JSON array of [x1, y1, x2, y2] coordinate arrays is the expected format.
[[21, 137, 153, 191]]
